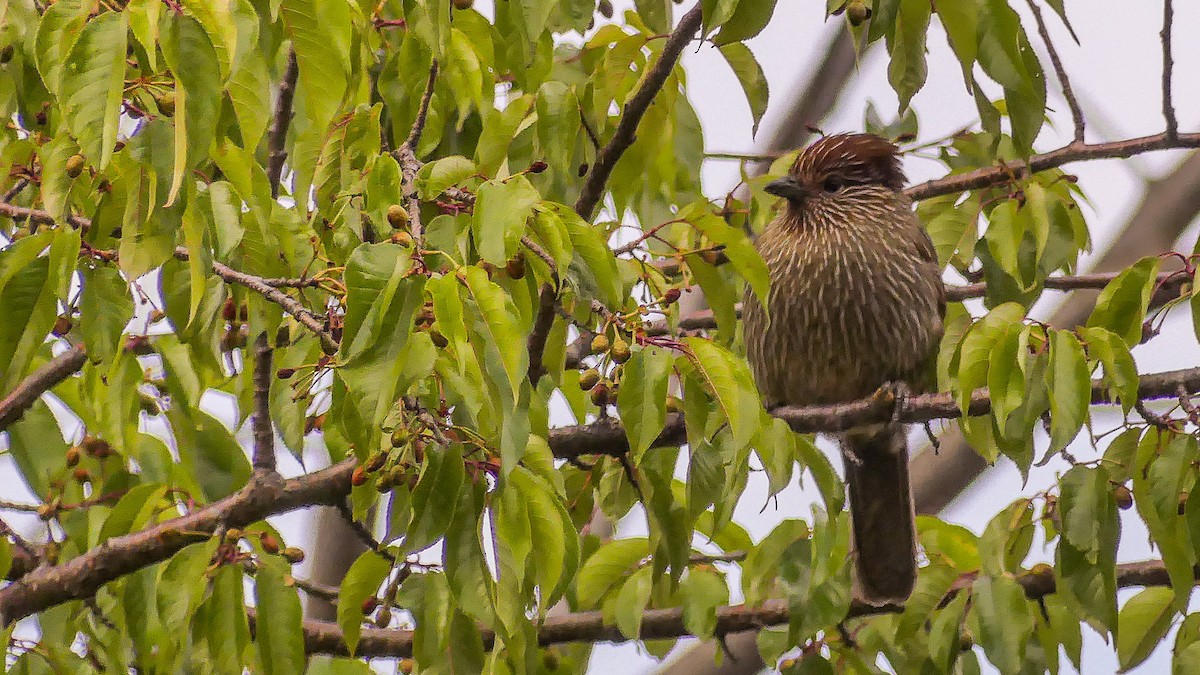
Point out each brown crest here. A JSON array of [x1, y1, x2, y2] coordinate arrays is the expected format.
[[790, 133, 906, 190]]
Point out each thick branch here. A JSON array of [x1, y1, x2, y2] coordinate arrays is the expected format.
[[274, 559, 1178, 658], [251, 333, 275, 472], [547, 365, 1200, 460], [0, 345, 87, 432], [573, 4, 704, 221], [268, 50, 299, 197], [0, 460, 355, 623], [0, 201, 88, 229]]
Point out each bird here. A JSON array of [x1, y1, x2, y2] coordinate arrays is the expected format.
[[741, 133, 945, 605]]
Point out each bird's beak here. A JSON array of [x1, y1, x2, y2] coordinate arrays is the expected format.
[[764, 176, 809, 202]]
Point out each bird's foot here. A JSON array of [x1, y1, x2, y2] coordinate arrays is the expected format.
[[870, 381, 911, 424]]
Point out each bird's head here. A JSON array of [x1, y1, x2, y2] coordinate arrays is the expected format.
[[764, 133, 906, 213]]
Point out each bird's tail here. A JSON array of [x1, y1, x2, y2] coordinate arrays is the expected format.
[[841, 424, 917, 606]]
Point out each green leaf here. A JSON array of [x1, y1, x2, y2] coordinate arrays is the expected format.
[[978, 499, 1033, 576], [916, 517, 981, 571], [682, 338, 761, 450], [461, 266, 529, 400], [681, 566, 729, 639], [717, 43, 768, 136], [971, 575, 1035, 673], [936, 0, 979, 86], [1046, 329, 1090, 452], [616, 346, 671, 462], [614, 566, 654, 639], [407, 445, 466, 555], [60, 12, 127, 170], [159, 13, 222, 205], [701, 0, 741, 34], [6, 399, 68, 500], [886, 0, 931, 112], [157, 539, 220, 636], [97, 484, 169, 545], [742, 519, 809, 605], [1084, 327, 1139, 414], [472, 176, 540, 265], [78, 263, 133, 367], [35, 0, 89, 98], [202, 564, 251, 674], [1117, 587, 1176, 671], [254, 559, 306, 675], [281, 0, 351, 130], [336, 552, 392, 656], [713, 0, 779, 44], [986, 326, 1023, 429], [416, 155, 476, 200], [226, 45, 271, 151], [575, 538, 650, 609], [554, 203, 624, 307], [535, 81, 580, 173]]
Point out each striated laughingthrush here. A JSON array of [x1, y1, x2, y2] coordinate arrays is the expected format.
[[741, 133, 945, 605]]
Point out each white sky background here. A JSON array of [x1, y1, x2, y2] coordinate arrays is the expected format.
[[1, 1, 1197, 674]]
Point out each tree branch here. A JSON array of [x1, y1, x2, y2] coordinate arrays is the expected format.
[[1161, 0, 1177, 140], [0, 345, 87, 432], [906, 131, 1200, 201], [547, 365, 1200, 460], [573, 4, 704, 221], [251, 332, 276, 472], [268, 50, 299, 198], [261, 559, 1180, 658], [0, 460, 354, 623], [404, 61, 439, 151], [1025, 0, 1085, 143], [210, 260, 339, 355]]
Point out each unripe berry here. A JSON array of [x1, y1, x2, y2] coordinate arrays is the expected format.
[[387, 204, 409, 229], [282, 547, 305, 564], [505, 253, 526, 280], [1113, 484, 1133, 510], [155, 91, 176, 117], [590, 334, 610, 354], [579, 368, 601, 391], [610, 340, 631, 364], [259, 532, 281, 555], [590, 382, 611, 406], [528, 160, 548, 174], [351, 466, 369, 486], [65, 445, 82, 467], [661, 288, 681, 306], [65, 154, 85, 178]]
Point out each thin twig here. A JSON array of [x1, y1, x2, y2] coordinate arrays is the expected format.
[[2, 178, 29, 203], [335, 501, 396, 563], [251, 332, 276, 472], [210, 261, 339, 354], [404, 61, 439, 151], [267, 50, 299, 198], [1025, 0, 1085, 143], [1160, 0, 1177, 140]]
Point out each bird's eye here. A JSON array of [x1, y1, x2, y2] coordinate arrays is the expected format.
[[822, 178, 842, 193]]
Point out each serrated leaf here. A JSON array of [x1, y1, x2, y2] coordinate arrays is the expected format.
[[1088, 256, 1159, 352], [575, 538, 650, 609], [713, 0, 778, 44], [406, 445, 467, 554], [472, 176, 540, 265], [535, 81, 580, 173], [416, 155, 476, 200], [616, 347, 671, 462], [887, 0, 931, 112], [615, 565, 654, 639], [553, 203, 624, 307], [681, 566, 729, 640], [461, 266, 528, 400], [254, 559, 306, 674], [971, 575, 1035, 673], [1046, 329, 1090, 452], [683, 338, 761, 450], [1117, 587, 1176, 671], [336, 552, 391, 656], [936, 0, 979, 86], [717, 43, 768, 136], [60, 12, 126, 170], [160, 13, 221, 205], [281, 0, 351, 129]]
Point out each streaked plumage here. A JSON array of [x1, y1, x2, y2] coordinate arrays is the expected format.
[[742, 133, 945, 605]]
